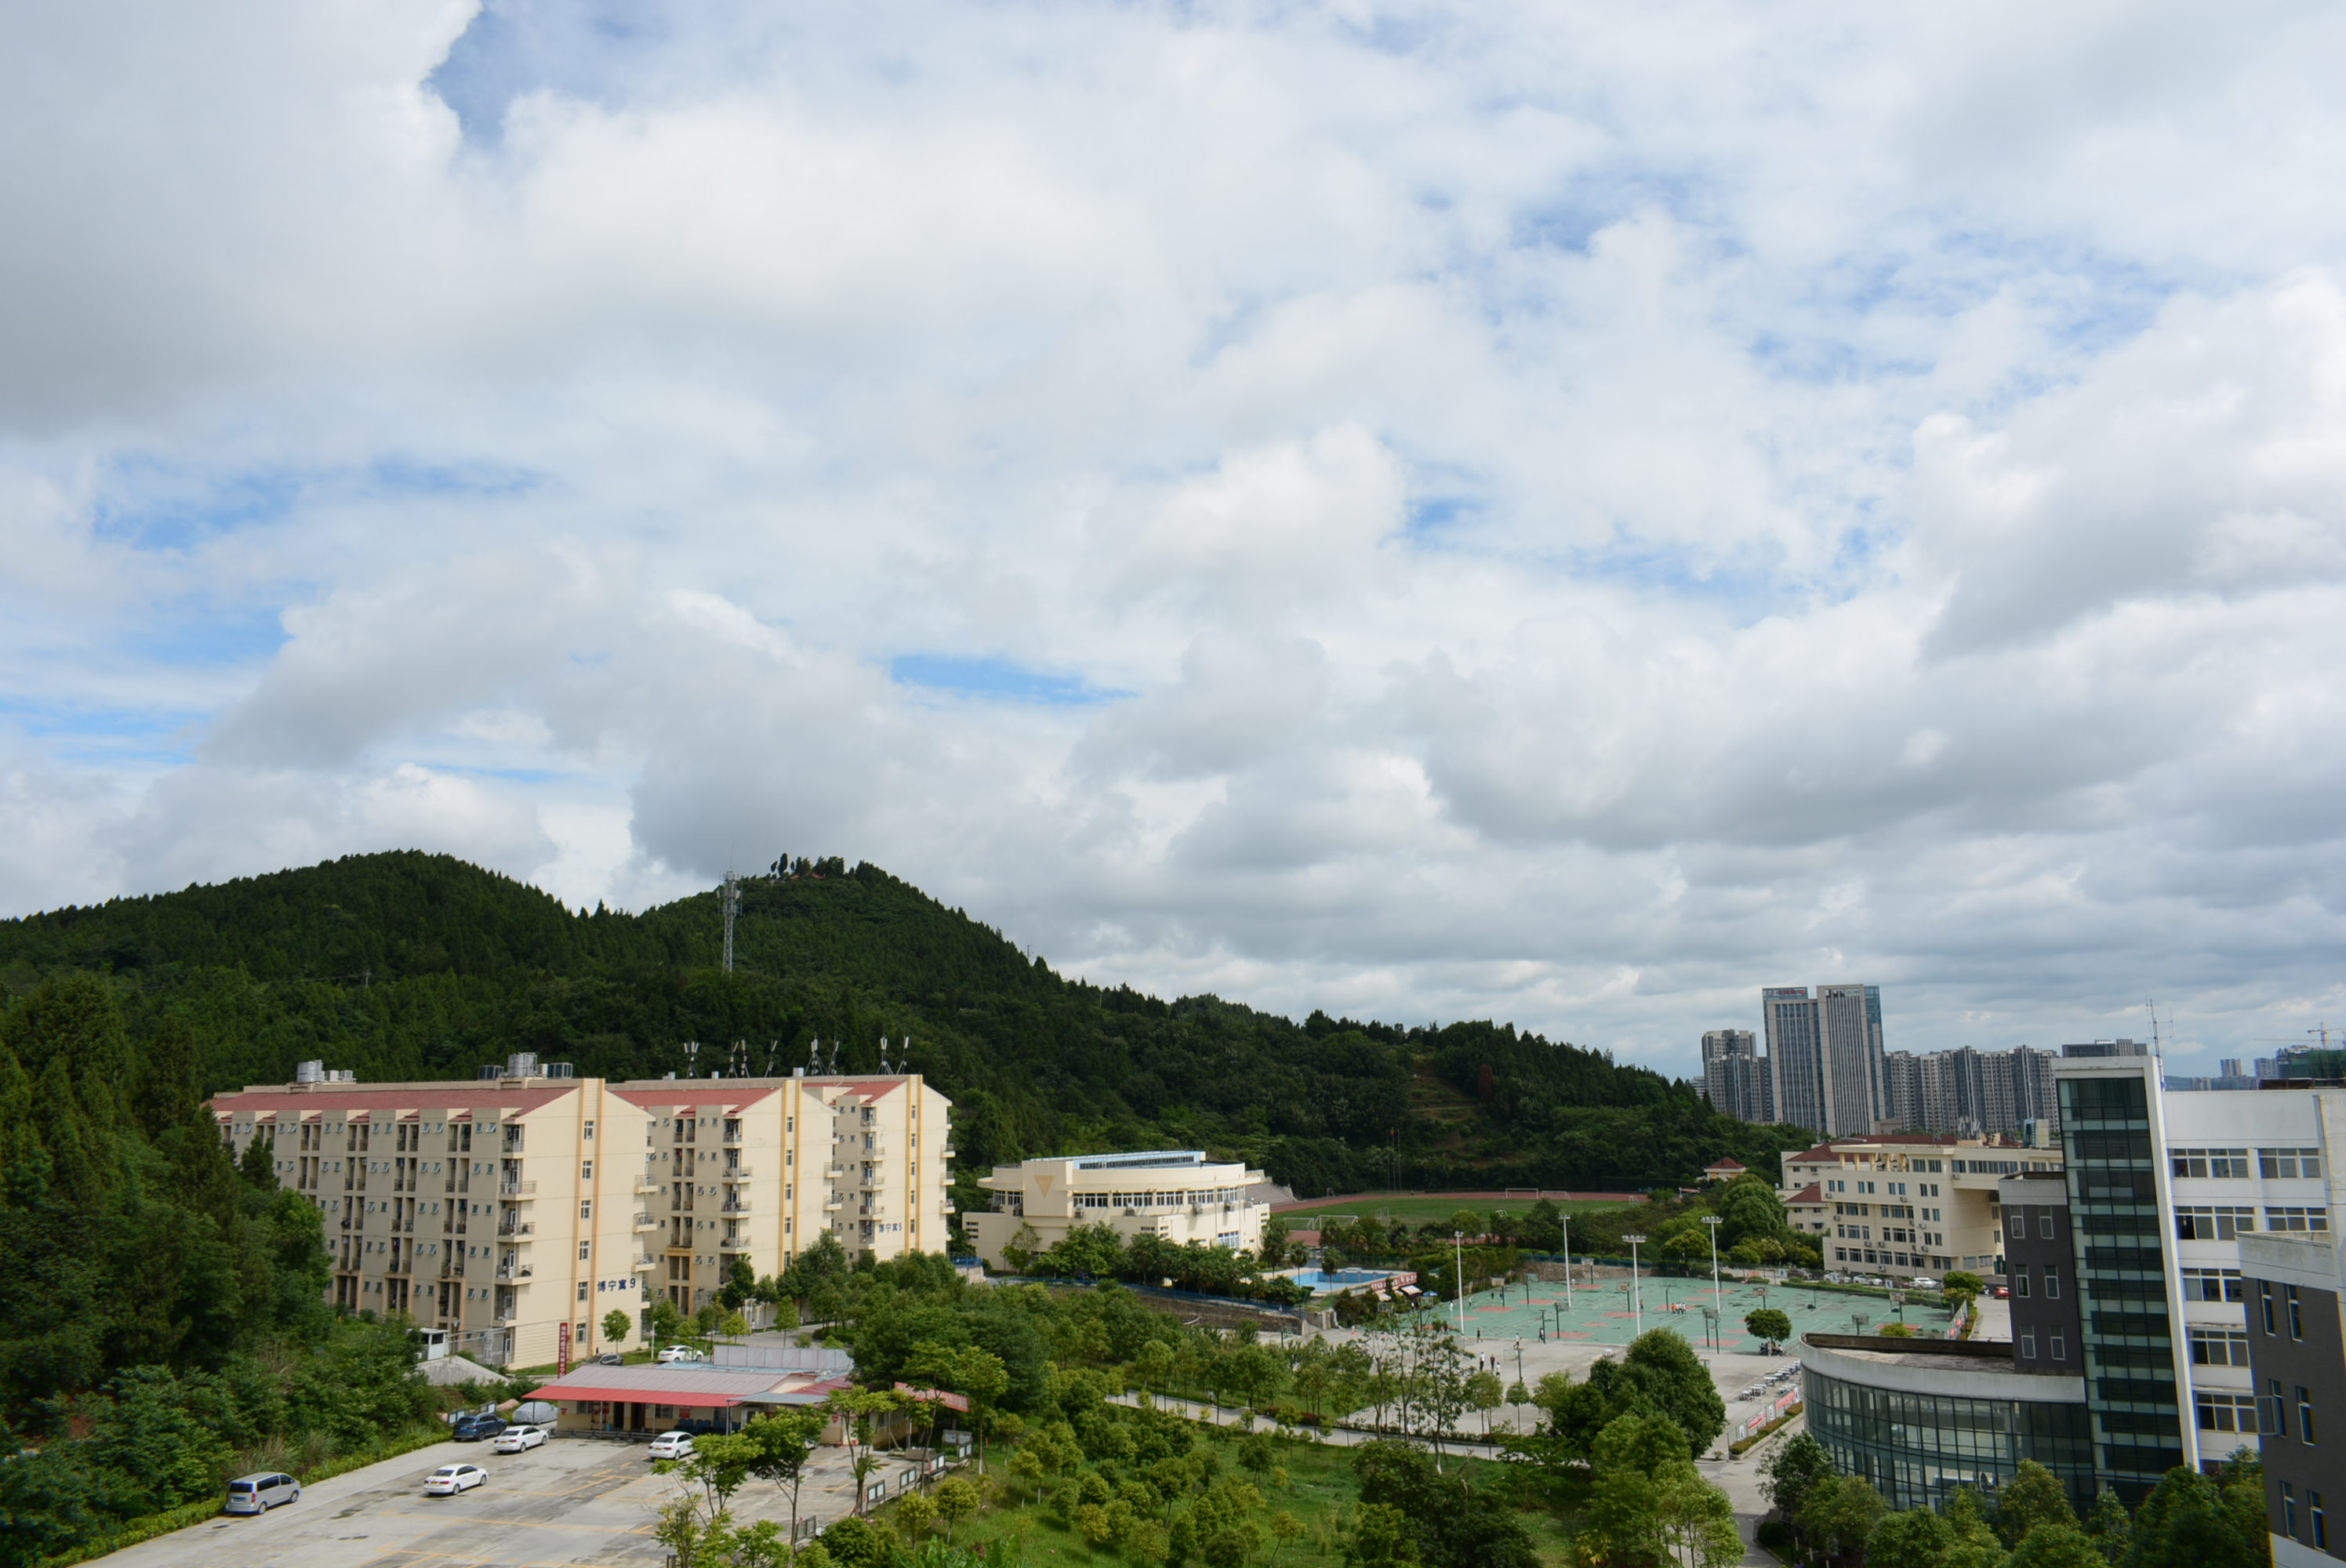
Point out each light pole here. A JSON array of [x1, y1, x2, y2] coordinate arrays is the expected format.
[[1453, 1231, 1467, 1338], [1624, 1234, 1646, 1340], [1702, 1216, 1723, 1348], [1560, 1210, 1572, 1312]]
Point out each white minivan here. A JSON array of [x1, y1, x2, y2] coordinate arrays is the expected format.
[[224, 1472, 300, 1514]]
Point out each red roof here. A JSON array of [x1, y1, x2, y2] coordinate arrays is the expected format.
[[1705, 1157, 1747, 1173], [522, 1381, 747, 1407], [612, 1083, 782, 1114], [895, 1383, 971, 1413], [1785, 1182, 1824, 1205], [209, 1084, 584, 1121]]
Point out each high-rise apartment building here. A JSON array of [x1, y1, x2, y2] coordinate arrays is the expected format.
[[212, 1055, 954, 1368], [1700, 1029, 1774, 1123], [1765, 983, 1886, 1137], [1880, 1044, 2060, 1136]]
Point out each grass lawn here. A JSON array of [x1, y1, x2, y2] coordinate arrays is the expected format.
[[886, 1426, 1574, 1566], [1280, 1192, 1638, 1227]]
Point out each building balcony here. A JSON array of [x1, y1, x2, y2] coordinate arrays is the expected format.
[[721, 1197, 753, 1214], [499, 1221, 535, 1238], [859, 1171, 887, 1190], [719, 1235, 750, 1251], [633, 1255, 657, 1271], [496, 1265, 532, 1282], [825, 1192, 846, 1210], [500, 1181, 536, 1199], [634, 1175, 660, 1194], [634, 1214, 659, 1230], [724, 1165, 753, 1179]]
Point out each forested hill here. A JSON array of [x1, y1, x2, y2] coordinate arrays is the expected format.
[[0, 852, 1813, 1196]]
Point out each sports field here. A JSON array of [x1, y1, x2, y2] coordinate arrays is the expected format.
[[1399, 1272, 1958, 1354], [1277, 1192, 1640, 1225]]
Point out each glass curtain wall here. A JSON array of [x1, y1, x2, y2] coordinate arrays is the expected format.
[[2059, 1073, 2185, 1499], [1805, 1367, 2094, 1509]]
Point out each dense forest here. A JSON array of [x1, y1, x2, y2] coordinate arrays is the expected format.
[[0, 851, 1814, 1203]]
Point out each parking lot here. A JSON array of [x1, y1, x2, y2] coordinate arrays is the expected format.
[[105, 1426, 931, 1568]]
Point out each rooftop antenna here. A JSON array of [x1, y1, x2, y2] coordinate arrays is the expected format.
[[721, 868, 741, 975], [729, 1038, 749, 1078], [825, 1039, 840, 1075], [806, 1038, 822, 1075], [764, 1039, 779, 1076]]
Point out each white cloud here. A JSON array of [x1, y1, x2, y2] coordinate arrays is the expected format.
[[3, 0, 2346, 1077]]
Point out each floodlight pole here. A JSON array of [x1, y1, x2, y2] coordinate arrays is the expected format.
[[1624, 1234, 1646, 1340], [1703, 1216, 1724, 1351], [1453, 1231, 1467, 1338], [1561, 1212, 1573, 1310]]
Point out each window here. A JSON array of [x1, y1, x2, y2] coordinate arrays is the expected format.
[[2260, 1147, 2324, 1180], [2021, 1330, 2036, 1358], [2190, 1328, 2252, 1366], [2290, 1285, 2305, 1339], [2015, 1269, 2031, 1298], [2268, 1378, 2288, 1435], [2039, 1214, 2054, 1239], [583, 1121, 594, 1140], [2182, 1267, 2246, 1302], [2177, 1206, 2257, 1240], [2049, 1334, 2066, 1361], [578, 1282, 589, 1301], [2285, 1483, 2298, 1539], [582, 1162, 593, 1179], [2263, 1283, 2279, 1334], [2313, 1492, 2327, 1552], [580, 1202, 593, 1220], [2009, 1214, 2025, 1239], [2264, 1207, 2330, 1233], [2172, 1147, 2252, 1178], [2300, 1385, 2318, 1445], [2196, 1390, 2259, 1432], [2044, 1265, 2061, 1299], [580, 1241, 591, 1261]]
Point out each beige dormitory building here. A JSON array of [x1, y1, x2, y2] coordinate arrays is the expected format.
[[963, 1149, 1269, 1269], [211, 1054, 955, 1368], [1777, 1131, 2065, 1282]]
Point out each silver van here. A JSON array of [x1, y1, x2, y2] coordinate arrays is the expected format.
[[224, 1472, 300, 1514]]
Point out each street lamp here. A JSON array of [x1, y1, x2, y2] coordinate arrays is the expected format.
[[1561, 1211, 1573, 1311], [1701, 1215, 1723, 1334], [1624, 1234, 1646, 1340]]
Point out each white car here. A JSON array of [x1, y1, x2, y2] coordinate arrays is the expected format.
[[656, 1346, 705, 1364], [424, 1464, 487, 1496], [493, 1425, 547, 1453], [648, 1432, 695, 1460], [1908, 1277, 1941, 1290]]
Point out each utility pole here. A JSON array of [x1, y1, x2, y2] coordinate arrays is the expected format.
[[1562, 1211, 1573, 1311], [1453, 1231, 1468, 1338]]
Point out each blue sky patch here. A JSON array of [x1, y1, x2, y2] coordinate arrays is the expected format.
[[891, 654, 1125, 706]]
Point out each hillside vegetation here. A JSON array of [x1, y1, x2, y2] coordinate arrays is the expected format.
[[0, 851, 1814, 1200]]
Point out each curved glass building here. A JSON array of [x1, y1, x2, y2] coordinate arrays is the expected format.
[[1801, 1334, 2095, 1509]]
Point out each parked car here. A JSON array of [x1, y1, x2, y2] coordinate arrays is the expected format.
[[424, 1464, 488, 1496], [647, 1432, 695, 1460], [595, 1352, 625, 1365], [223, 1472, 300, 1515], [1990, 1285, 2010, 1299], [451, 1414, 508, 1443], [1908, 1277, 1941, 1290], [656, 1346, 706, 1364], [493, 1425, 547, 1453]]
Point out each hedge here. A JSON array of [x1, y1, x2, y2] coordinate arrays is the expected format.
[[1727, 1403, 1804, 1457]]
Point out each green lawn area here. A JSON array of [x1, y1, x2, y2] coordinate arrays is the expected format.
[[1279, 1192, 1637, 1226], [886, 1427, 1574, 1566]]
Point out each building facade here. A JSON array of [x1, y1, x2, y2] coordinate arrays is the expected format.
[[1766, 983, 1886, 1138], [212, 1057, 954, 1367], [1879, 1045, 2061, 1137], [1700, 1029, 1774, 1123], [1778, 1132, 2062, 1283], [2239, 1232, 2344, 1566], [965, 1150, 1267, 1269]]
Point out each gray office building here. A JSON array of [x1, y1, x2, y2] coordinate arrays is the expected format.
[[1766, 983, 1886, 1138], [1701, 1029, 1773, 1123]]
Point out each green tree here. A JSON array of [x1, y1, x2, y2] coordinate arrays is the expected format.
[[893, 1489, 936, 1541], [1944, 1489, 2006, 1568], [1744, 1308, 1792, 1351], [739, 1406, 827, 1548], [1799, 1475, 1888, 1565], [1348, 1502, 1418, 1566], [1868, 1509, 1953, 1568], [1008, 1446, 1048, 1504], [2083, 1490, 2132, 1565], [1996, 1458, 2080, 1545], [601, 1308, 632, 1346], [932, 1475, 980, 1542], [2011, 1525, 2110, 1568], [2124, 1466, 2262, 1568]]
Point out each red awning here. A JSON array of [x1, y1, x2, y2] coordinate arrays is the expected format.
[[893, 1383, 971, 1413]]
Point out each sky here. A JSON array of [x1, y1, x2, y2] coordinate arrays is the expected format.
[[5, 1, 2346, 1080]]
